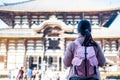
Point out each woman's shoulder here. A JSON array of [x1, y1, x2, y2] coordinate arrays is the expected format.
[[94, 42, 102, 49], [68, 41, 76, 48]]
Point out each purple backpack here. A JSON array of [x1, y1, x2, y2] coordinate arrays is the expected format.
[[72, 39, 98, 77]]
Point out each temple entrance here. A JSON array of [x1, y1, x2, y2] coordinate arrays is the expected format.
[[43, 55, 62, 71], [27, 55, 62, 71]]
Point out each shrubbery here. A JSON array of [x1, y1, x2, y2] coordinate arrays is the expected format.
[[0, 75, 8, 78], [106, 74, 120, 79]]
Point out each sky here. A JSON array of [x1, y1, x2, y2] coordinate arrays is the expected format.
[[0, 0, 120, 5], [0, 0, 120, 7], [0, 0, 30, 5]]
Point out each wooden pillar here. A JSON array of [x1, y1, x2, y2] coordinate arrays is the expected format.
[[10, 12, 15, 28], [4, 55, 7, 69], [5, 39, 9, 69], [99, 13, 103, 27], [27, 13, 32, 28], [117, 39, 120, 70], [82, 12, 85, 19], [61, 37, 65, 71], [37, 56, 39, 70], [57, 56, 59, 71]]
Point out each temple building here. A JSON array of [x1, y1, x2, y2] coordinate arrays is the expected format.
[[0, 0, 120, 74]]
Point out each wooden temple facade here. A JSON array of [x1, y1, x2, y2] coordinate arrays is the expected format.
[[0, 0, 120, 73]]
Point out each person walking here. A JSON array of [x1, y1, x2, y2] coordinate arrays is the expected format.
[[17, 67, 24, 80], [32, 67, 37, 80], [13, 67, 19, 80], [27, 67, 33, 80]]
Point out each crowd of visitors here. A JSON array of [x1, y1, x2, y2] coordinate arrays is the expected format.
[[8, 66, 62, 80]]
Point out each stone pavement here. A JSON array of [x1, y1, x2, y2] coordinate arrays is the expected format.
[[0, 78, 117, 80], [0, 78, 9, 80]]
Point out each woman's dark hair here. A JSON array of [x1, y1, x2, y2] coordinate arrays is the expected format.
[[77, 19, 97, 46], [77, 19, 91, 35]]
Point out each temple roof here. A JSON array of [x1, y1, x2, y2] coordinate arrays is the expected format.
[[0, 0, 120, 12], [0, 14, 120, 38], [0, 27, 120, 38]]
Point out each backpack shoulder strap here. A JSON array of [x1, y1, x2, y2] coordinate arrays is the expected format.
[[84, 46, 88, 77]]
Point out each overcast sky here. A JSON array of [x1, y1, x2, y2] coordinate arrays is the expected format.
[[0, 0, 120, 6], [0, 0, 30, 5], [0, 0, 120, 10]]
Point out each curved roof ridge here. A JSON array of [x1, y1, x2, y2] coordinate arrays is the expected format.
[[0, 0, 32, 7]]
